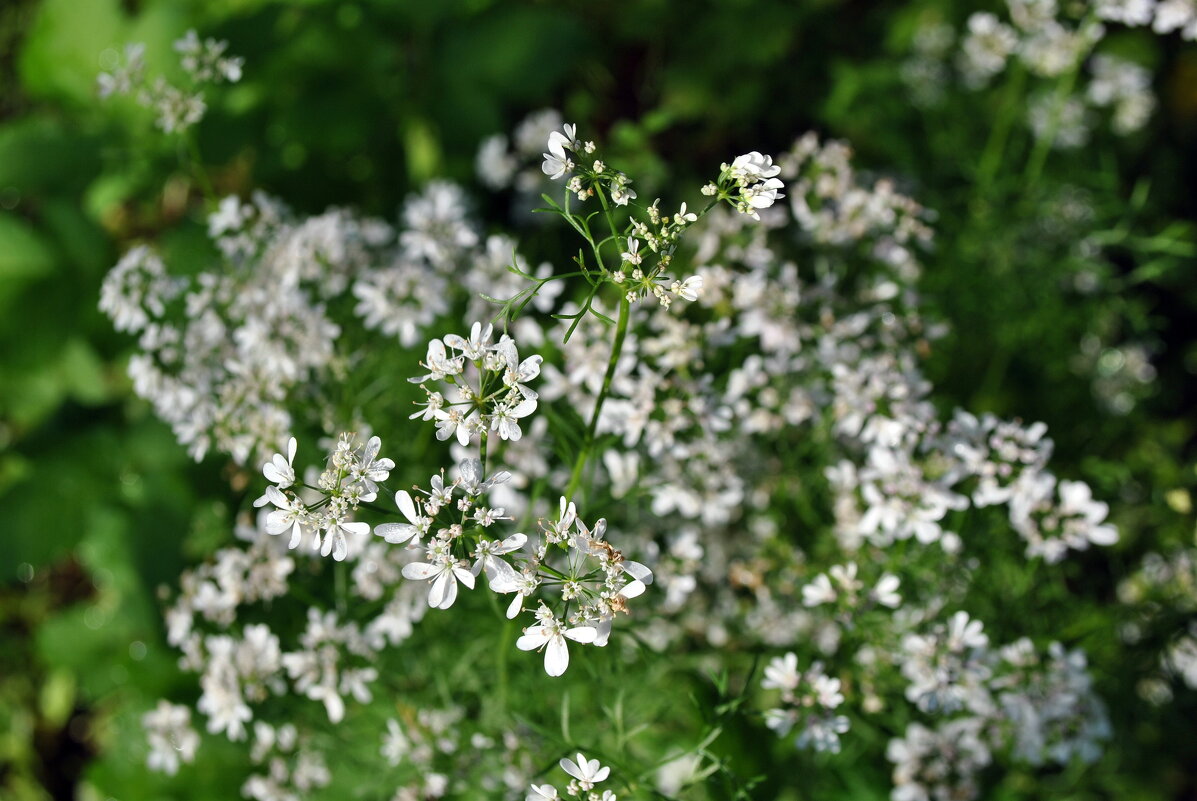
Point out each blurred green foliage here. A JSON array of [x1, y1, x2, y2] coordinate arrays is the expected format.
[[1, 0, 1195, 799]]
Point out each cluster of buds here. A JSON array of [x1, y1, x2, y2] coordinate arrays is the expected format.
[[613, 200, 705, 308], [542, 123, 635, 208]]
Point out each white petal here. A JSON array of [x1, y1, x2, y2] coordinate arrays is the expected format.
[[559, 757, 582, 780], [321, 688, 345, 724], [484, 559, 520, 592], [401, 562, 437, 580], [286, 436, 297, 464], [507, 593, 525, 619], [263, 460, 286, 485], [340, 521, 370, 537], [619, 580, 646, 599], [395, 490, 419, 524], [332, 535, 348, 562], [622, 560, 653, 584], [516, 628, 550, 651], [375, 523, 415, 544], [265, 510, 292, 535], [452, 567, 476, 590], [498, 532, 527, 553], [544, 637, 569, 677], [593, 617, 611, 647], [431, 570, 457, 609], [264, 485, 288, 509], [564, 626, 597, 644]]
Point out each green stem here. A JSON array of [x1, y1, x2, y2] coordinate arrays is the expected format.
[[1023, 63, 1080, 190], [975, 63, 1026, 195], [565, 293, 631, 501], [595, 182, 624, 257], [185, 133, 218, 205], [334, 560, 347, 616], [565, 188, 608, 275]]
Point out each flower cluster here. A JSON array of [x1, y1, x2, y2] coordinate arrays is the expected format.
[[375, 459, 652, 676], [897, 1, 1170, 145], [410, 323, 543, 445], [529, 752, 616, 801], [243, 723, 331, 801], [710, 151, 786, 220], [99, 91, 1131, 800], [142, 701, 200, 776], [257, 434, 393, 561], [761, 654, 851, 753], [98, 30, 242, 133]]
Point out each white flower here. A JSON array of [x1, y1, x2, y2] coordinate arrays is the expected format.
[[410, 338, 464, 382], [1057, 480, 1118, 546], [620, 238, 642, 266], [730, 151, 782, 181], [961, 12, 1018, 83], [402, 556, 475, 610], [434, 407, 480, 446], [670, 275, 703, 302], [762, 652, 801, 692], [740, 177, 784, 212], [610, 176, 637, 205], [872, 574, 902, 608], [458, 458, 511, 495], [541, 127, 576, 180], [492, 397, 537, 441], [444, 321, 494, 361], [262, 436, 297, 488], [559, 752, 610, 790], [802, 574, 836, 607], [543, 497, 577, 543], [471, 533, 527, 591], [263, 486, 306, 549], [505, 571, 541, 619], [497, 335, 543, 397], [143, 701, 199, 775], [617, 559, 654, 599], [725, 151, 785, 218], [946, 610, 989, 651], [527, 785, 559, 801], [315, 518, 369, 562], [517, 611, 597, 676], [353, 435, 395, 494], [381, 718, 410, 766], [812, 674, 845, 708], [374, 490, 430, 544]]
